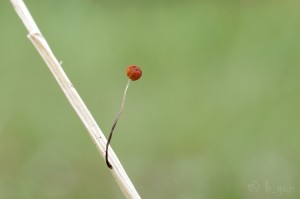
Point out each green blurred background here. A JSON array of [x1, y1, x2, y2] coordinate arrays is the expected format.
[[1, 0, 299, 198]]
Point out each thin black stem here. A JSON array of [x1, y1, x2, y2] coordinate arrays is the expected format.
[[105, 80, 131, 169], [105, 113, 121, 168]]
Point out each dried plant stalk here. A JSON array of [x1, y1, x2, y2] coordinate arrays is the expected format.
[[10, 0, 141, 198]]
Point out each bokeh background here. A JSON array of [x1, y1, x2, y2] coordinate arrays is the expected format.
[[1, 0, 299, 198]]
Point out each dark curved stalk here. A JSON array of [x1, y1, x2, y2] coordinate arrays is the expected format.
[[106, 80, 131, 169]]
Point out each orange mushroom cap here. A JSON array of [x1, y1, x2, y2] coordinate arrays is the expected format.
[[126, 65, 142, 81]]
